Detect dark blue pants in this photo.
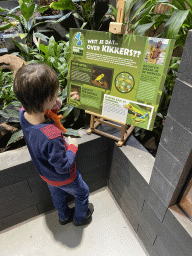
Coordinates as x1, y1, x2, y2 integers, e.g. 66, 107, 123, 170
47, 170, 89, 224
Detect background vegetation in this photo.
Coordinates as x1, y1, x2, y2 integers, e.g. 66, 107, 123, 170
0, 0, 191, 154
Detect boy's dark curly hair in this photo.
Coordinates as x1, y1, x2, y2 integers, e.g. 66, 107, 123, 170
13, 63, 59, 114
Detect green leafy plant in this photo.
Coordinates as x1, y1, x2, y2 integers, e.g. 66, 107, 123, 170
0, 69, 18, 109
2, 36, 81, 148
14, 35, 83, 126
50, 0, 115, 31
0, 0, 51, 47
126, 0, 191, 49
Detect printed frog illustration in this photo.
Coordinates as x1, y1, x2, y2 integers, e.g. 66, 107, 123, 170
125, 104, 150, 123
94, 74, 105, 84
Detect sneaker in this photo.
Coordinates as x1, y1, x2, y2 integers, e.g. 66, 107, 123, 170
59, 207, 75, 225
73, 203, 94, 226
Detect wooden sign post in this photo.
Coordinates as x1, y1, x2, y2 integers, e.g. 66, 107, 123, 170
109, 0, 126, 34
86, 0, 135, 147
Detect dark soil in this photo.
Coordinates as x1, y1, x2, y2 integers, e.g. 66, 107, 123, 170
134, 131, 159, 157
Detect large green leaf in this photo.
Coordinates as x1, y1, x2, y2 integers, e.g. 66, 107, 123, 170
0, 108, 20, 122
6, 13, 21, 23
128, 0, 152, 25
63, 128, 80, 137
50, 0, 77, 11
163, 10, 189, 39
106, 4, 117, 18
59, 105, 68, 112
124, 0, 134, 23
172, 0, 187, 10
73, 108, 80, 122
53, 12, 72, 24
0, 7, 5, 12
134, 22, 155, 35
7, 130, 24, 146
39, 44, 48, 55
20, 2, 35, 22
13, 40, 29, 54
0, 23, 13, 31
34, 32, 49, 42
61, 105, 74, 121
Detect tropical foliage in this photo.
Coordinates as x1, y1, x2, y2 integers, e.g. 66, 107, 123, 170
0, 0, 50, 46
0, 69, 17, 109
50, 0, 116, 31
0, 0, 191, 153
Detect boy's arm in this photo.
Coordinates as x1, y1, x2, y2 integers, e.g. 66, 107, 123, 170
47, 136, 78, 175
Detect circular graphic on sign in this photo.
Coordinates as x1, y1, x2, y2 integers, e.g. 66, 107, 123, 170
73, 32, 84, 47
115, 72, 134, 93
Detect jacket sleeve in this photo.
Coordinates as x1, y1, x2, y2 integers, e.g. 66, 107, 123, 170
47, 137, 78, 174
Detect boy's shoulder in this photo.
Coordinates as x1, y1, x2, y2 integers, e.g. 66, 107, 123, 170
40, 123, 63, 140
19, 108, 63, 140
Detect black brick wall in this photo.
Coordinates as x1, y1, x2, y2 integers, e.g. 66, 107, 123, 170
108, 30, 192, 256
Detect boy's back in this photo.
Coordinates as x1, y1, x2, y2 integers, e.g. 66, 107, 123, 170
19, 108, 77, 187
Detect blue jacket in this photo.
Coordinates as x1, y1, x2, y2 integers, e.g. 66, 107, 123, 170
19, 108, 78, 187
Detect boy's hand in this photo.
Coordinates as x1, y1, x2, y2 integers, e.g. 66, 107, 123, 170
68, 136, 78, 147
52, 98, 62, 110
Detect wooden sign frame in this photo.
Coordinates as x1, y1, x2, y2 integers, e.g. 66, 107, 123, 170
86, 0, 135, 146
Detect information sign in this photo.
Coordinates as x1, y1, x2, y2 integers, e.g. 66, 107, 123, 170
67, 28, 175, 130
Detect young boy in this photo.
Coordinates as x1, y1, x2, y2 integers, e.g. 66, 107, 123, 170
13, 63, 94, 226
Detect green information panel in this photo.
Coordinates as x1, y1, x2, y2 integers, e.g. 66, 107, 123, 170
67, 28, 175, 130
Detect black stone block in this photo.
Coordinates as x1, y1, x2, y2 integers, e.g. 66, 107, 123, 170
168, 79, 192, 133
160, 115, 192, 165
163, 207, 192, 256
109, 158, 144, 211
0, 161, 37, 189
0, 206, 39, 232
153, 236, 171, 256
27, 176, 48, 192
146, 186, 168, 222
157, 230, 186, 256
137, 225, 159, 256
0, 180, 31, 204
78, 136, 109, 157
108, 180, 139, 232
150, 166, 175, 206
88, 177, 107, 193
81, 164, 108, 183
36, 197, 55, 214
142, 202, 186, 256
154, 143, 184, 188
76, 150, 108, 172
109, 174, 156, 244
112, 145, 150, 198
0, 187, 51, 219
177, 30, 192, 85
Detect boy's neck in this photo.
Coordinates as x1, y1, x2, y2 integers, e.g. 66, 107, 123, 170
24, 111, 47, 125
